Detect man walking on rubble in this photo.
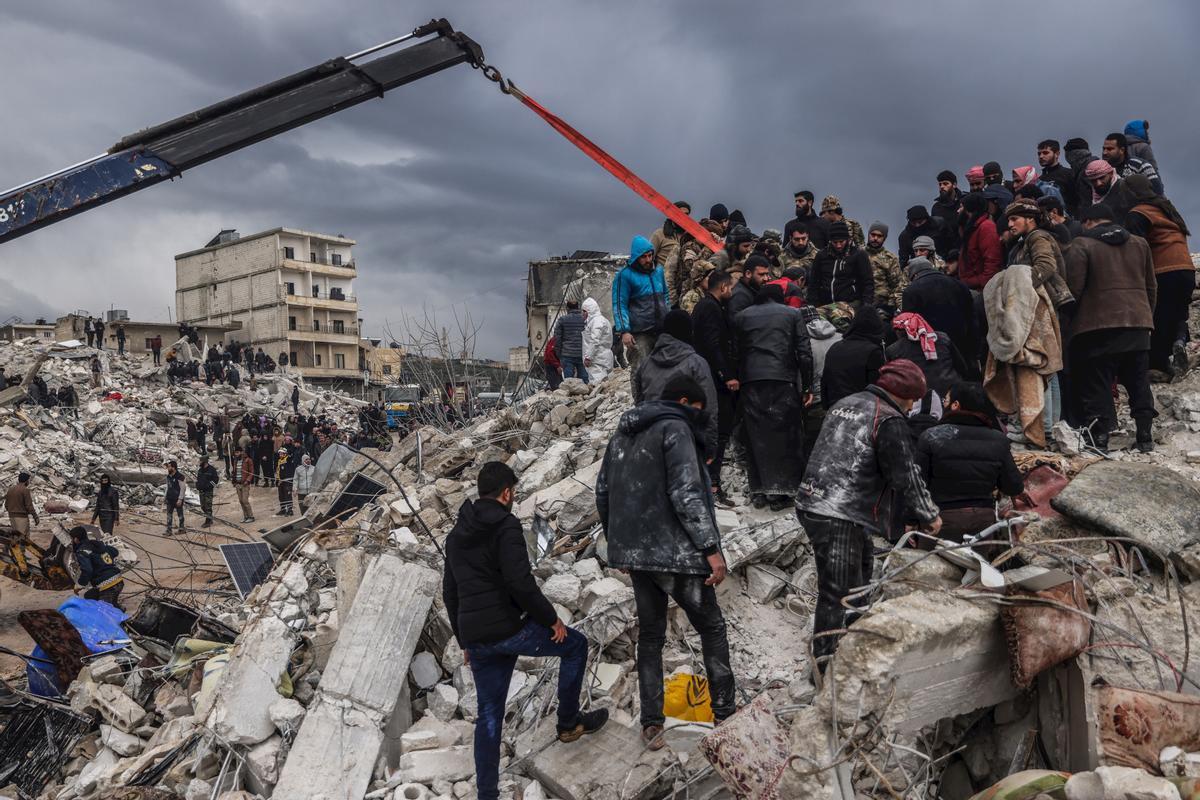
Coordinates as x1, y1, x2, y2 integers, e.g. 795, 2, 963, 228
443, 462, 607, 800
70, 526, 123, 609
164, 461, 187, 536
233, 446, 255, 523
90, 474, 120, 535
196, 456, 220, 528
4, 473, 39, 579
797, 360, 942, 670
692, 270, 738, 504
150, 334, 162, 366
596, 375, 735, 749
554, 300, 589, 383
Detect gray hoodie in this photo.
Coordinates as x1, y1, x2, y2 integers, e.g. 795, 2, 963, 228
632, 334, 718, 455
807, 317, 842, 399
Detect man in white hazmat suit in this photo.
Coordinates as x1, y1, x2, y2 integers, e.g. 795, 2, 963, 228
582, 298, 614, 383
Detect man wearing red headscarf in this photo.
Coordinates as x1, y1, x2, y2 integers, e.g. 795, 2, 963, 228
796, 359, 942, 669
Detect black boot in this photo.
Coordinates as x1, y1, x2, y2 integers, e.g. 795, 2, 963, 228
1136, 416, 1154, 453
1092, 429, 1109, 453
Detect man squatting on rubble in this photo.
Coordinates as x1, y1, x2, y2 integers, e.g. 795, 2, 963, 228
70, 525, 123, 609
443, 462, 608, 800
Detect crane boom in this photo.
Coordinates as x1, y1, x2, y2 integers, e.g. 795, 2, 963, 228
0, 19, 483, 244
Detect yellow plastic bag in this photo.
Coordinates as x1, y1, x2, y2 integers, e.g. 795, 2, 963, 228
663, 673, 713, 723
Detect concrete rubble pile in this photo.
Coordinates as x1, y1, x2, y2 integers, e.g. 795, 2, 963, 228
0, 337, 362, 509
23, 328, 1200, 799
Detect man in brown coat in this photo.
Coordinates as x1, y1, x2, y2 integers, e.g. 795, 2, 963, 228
1064, 205, 1158, 452
5, 472, 39, 577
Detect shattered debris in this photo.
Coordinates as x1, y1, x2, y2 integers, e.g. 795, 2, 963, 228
8, 322, 1200, 800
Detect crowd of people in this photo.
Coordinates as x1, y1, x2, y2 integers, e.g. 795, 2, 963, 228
452, 120, 1192, 798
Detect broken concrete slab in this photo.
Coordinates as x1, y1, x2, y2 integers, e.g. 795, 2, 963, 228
201, 612, 296, 746
273, 556, 438, 799
515, 440, 575, 494
823, 589, 1020, 734
725, 514, 804, 571
396, 745, 474, 784
526, 720, 674, 800
1052, 460, 1200, 561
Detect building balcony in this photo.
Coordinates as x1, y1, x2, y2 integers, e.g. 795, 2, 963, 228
286, 324, 360, 344
295, 365, 363, 379
284, 289, 357, 311
280, 257, 356, 277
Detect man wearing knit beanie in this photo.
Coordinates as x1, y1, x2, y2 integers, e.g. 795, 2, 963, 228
898, 204, 949, 268
808, 222, 874, 307
797, 358, 941, 668
932, 171, 964, 251
864, 221, 905, 313
820, 195, 865, 249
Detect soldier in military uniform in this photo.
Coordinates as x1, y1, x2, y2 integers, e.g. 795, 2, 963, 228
863, 221, 907, 314
779, 225, 820, 276
674, 217, 725, 305
821, 195, 865, 249
679, 261, 717, 314
912, 234, 947, 272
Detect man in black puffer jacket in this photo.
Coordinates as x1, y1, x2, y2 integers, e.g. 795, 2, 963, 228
822, 305, 886, 409
914, 382, 1024, 543
596, 375, 734, 750
444, 463, 607, 800
808, 221, 874, 307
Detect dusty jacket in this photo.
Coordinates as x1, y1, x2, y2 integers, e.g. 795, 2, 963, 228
1127, 205, 1193, 275
808, 245, 874, 307
294, 463, 315, 495
1063, 224, 1157, 340
581, 298, 614, 377
732, 300, 814, 389
596, 402, 720, 575
797, 386, 939, 532
1007, 228, 1074, 309
553, 309, 586, 360
443, 498, 557, 645
632, 334, 718, 455
4, 483, 35, 517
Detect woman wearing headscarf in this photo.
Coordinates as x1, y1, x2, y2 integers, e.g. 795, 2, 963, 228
1125, 173, 1195, 377
957, 192, 1004, 291
90, 474, 120, 535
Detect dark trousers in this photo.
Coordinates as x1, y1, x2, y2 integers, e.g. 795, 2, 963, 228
467, 620, 588, 800
84, 582, 123, 610
165, 503, 185, 533
709, 390, 735, 489
96, 512, 115, 535
1073, 347, 1155, 434
802, 512, 873, 666
117, 339, 125, 355
630, 571, 736, 727
1152, 269, 1196, 372
545, 365, 563, 390
257, 456, 273, 486
277, 479, 293, 514
200, 490, 214, 523
152, 349, 160, 365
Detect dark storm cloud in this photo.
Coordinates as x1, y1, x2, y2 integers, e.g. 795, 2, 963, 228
3, 1, 1200, 356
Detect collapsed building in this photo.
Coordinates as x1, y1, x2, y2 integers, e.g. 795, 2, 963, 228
3, 315, 1200, 800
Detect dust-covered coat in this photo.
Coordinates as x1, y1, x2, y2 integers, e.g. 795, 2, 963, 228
596, 402, 720, 575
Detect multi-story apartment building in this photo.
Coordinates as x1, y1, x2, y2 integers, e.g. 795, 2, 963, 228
175, 228, 362, 384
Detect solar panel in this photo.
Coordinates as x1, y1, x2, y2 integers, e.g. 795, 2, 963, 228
219, 542, 274, 599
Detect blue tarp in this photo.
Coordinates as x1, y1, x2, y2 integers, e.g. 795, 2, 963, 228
27, 597, 129, 697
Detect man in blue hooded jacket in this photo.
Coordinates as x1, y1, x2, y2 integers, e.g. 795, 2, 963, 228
612, 234, 668, 390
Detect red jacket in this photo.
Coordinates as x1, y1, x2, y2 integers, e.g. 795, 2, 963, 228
235, 456, 255, 486
544, 336, 562, 369
766, 278, 806, 308
960, 217, 1004, 290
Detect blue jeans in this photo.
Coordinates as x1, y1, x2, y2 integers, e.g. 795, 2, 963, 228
561, 356, 589, 384
466, 620, 588, 800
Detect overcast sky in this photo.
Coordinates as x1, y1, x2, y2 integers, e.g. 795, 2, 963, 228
3, 1, 1199, 358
